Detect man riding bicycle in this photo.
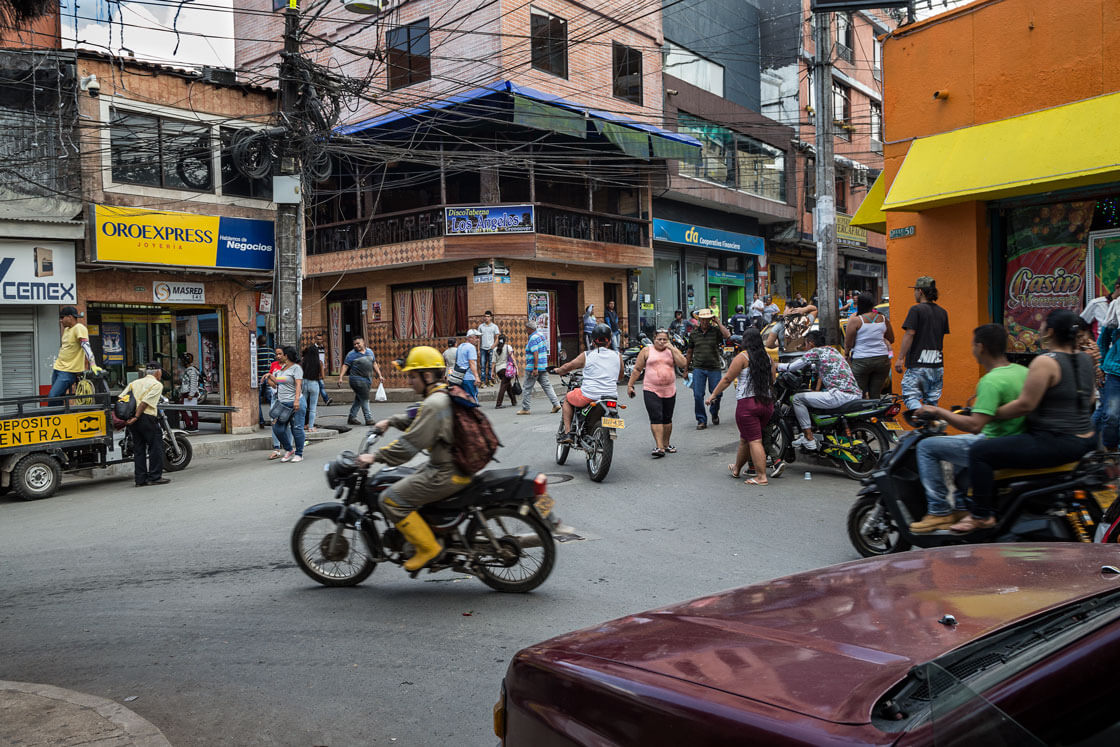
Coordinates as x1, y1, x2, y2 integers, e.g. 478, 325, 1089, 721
553, 323, 622, 443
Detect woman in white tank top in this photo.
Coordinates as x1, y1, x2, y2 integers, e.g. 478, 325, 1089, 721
843, 293, 895, 398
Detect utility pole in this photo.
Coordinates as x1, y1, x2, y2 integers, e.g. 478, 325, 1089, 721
275, 2, 303, 347
812, 10, 839, 345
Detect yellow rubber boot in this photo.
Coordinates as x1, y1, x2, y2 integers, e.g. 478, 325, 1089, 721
397, 511, 444, 571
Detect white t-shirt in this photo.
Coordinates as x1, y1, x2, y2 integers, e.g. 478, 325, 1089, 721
749, 298, 765, 318
581, 347, 620, 400
478, 322, 500, 350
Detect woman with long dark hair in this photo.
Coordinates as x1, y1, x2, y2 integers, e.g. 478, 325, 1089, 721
493, 334, 518, 409
300, 345, 323, 432
707, 328, 777, 485
953, 309, 1097, 532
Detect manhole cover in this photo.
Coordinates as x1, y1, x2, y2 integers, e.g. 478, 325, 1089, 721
544, 473, 574, 484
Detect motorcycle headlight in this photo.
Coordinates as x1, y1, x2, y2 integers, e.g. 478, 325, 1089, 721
326, 450, 360, 489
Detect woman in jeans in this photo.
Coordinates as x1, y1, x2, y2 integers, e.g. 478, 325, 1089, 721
627, 329, 686, 457
844, 292, 894, 398
268, 345, 305, 463
300, 345, 323, 432
707, 328, 777, 485
954, 309, 1097, 532
493, 334, 518, 409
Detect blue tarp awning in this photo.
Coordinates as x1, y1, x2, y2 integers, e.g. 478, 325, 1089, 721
336, 81, 700, 162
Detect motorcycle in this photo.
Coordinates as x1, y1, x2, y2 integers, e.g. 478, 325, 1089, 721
721, 334, 742, 371
291, 432, 558, 592
118, 395, 193, 472
621, 334, 651, 381
554, 371, 624, 482
848, 411, 1120, 557
767, 368, 899, 480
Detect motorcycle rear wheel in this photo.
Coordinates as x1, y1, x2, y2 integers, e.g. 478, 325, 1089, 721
839, 423, 891, 480
847, 494, 910, 557
468, 507, 556, 593
291, 515, 377, 587
586, 427, 613, 482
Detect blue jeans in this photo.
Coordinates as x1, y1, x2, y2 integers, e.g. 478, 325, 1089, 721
302, 379, 321, 429
690, 368, 722, 425
48, 369, 79, 406
461, 378, 478, 399
259, 386, 272, 426
272, 402, 305, 456
320, 384, 331, 404
1096, 373, 1120, 449
916, 433, 984, 515
901, 367, 944, 410
480, 348, 493, 384
348, 376, 372, 422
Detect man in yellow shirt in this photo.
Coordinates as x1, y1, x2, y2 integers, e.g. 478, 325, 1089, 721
49, 306, 101, 404
122, 361, 169, 487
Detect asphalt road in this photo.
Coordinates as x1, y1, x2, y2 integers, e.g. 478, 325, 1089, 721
0, 384, 866, 745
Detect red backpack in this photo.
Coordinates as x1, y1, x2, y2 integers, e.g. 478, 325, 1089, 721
445, 390, 501, 474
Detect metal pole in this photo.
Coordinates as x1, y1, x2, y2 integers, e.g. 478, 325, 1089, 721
812, 10, 839, 345
276, 5, 303, 347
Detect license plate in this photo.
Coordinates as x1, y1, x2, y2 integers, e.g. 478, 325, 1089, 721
723, 347, 736, 354
884, 421, 903, 431
602, 418, 625, 429
534, 494, 555, 518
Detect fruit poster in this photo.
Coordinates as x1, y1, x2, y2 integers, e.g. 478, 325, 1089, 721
1003, 201, 1093, 352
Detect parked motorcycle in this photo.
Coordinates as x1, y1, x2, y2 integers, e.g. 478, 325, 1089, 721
721, 334, 742, 371
291, 432, 558, 592
554, 371, 624, 482
118, 395, 193, 471
767, 369, 898, 480
621, 335, 651, 381
848, 411, 1120, 557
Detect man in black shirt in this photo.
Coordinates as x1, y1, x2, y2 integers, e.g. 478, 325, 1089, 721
896, 276, 951, 410
728, 305, 750, 337
685, 308, 730, 429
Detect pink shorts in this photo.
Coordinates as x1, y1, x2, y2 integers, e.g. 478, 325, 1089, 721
566, 388, 593, 408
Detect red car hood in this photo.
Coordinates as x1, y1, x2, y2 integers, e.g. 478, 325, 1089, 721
530, 545, 1120, 725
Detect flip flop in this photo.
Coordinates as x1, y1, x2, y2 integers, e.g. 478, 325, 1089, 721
665, 445, 677, 453
727, 464, 741, 478
651, 449, 665, 458
744, 477, 769, 486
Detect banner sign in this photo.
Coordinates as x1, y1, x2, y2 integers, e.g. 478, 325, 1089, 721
101, 322, 124, 364
91, 205, 275, 271
0, 411, 106, 448
446, 206, 534, 236
0, 241, 77, 305
527, 291, 551, 352
707, 269, 745, 285
836, 213, 868, 247
652, 219, 764, 256
153, 281, 205, 304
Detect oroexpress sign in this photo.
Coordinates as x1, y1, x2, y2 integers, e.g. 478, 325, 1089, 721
91, 205, 275, 271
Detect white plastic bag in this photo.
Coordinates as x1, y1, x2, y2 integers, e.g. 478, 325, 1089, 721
374, 383, 388, 402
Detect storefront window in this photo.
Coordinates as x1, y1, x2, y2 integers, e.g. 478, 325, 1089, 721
638, 257, 681, 337
685, 260, 706, 316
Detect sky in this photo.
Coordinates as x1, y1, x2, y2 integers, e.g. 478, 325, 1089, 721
59, 0, 236, 68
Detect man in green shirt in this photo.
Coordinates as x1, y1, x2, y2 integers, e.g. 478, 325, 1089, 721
684, 308, 730, 430
909, 323, 1028, 532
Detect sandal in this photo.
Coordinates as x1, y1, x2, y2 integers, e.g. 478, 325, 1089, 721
744, 477, 769, 486
665, 445, 677, 453
651, 448, 665, 458
727, 464, 741, 478
268, 449, 283, 460
949, 515, 996, 533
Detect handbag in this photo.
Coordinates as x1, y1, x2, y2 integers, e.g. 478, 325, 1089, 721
375, 383, 388, 402
270, 399, 294, 425
510, 377, 523, 397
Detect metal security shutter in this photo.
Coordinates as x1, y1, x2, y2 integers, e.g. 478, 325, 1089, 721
0, 307, 33, 333
0, 332, 35, 400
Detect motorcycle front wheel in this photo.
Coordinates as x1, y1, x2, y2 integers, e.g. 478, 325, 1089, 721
839, 423, 891, 480
163, 433, 193, 472
291, 515, 377, 587
467, 507, 556, 593
555, 421, 570, 465
586, 427, 614, 482
847, 494, 910, 557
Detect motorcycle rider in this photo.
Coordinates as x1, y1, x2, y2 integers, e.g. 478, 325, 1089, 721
909, 324, 1028, 533
668, 309, 686, 337
554, 323, 622, 443
765, 298, 817, 351
728, 305, 751, 337
356, 346, 469, 571
777, 330, 861, 451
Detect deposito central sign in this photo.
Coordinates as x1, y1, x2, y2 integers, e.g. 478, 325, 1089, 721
91, 205, 275, 271
0, 411, 106, 448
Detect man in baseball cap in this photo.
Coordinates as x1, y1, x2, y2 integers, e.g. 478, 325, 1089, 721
897, 275, 950, 410
49, 306, 102, 405
454, 328, 482, 400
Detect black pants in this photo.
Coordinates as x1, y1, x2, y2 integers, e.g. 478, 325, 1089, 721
129, 414, 164, 485
967, 431, 1096, 518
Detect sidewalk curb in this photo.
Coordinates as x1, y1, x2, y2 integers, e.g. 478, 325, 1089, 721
0, 680, 171, 746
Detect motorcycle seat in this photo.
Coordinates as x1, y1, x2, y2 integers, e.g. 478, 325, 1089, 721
813, 398, 884, 414
434, 466, 528, 509
993, 462, 1080, 480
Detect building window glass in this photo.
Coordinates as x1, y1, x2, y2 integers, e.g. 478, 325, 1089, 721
835, 175, 848, 213
872, 39, 882, 80
220, 127, 270, 199
530, 8, 567, 78
832, 81, 851, 140
870, 102, 883, 143
612, 42, 643, 105
835, 13, 854, 62
677, 113, 785, 202
387, 18, 431, 91
391, 279, 467, 339
110, 108, 212, 192
663, 40, 724, 97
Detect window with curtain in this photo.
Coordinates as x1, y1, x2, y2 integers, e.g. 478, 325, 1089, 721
392, 280, 467, 339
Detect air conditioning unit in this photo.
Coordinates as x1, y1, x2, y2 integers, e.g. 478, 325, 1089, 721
201, 66, 237, 86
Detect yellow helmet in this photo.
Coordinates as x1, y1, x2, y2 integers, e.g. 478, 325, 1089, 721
399, 345, 446, 372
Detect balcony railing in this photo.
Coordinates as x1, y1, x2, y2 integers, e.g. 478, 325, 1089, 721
307, 203, 648, 256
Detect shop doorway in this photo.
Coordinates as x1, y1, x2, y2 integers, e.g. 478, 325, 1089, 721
528, 279, 579, 362
326, 289, 367, 375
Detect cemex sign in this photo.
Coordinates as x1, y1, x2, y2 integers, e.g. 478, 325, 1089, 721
0, 241, 77, 304
810, 1, 910, 10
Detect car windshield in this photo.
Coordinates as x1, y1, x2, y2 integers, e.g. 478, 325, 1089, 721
874, 586, 1120, 741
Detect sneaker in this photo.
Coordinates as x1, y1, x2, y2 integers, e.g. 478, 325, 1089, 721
290, 455, 303, 463
147, 478, 170, 486
347, 417, 361, 425
365, 420, 377, 426
551, 405, 562, 414
768, 459, 788, 478
792, 435, 818, 451
910, 511, 968, 533
516, 409, 531, 415
711, 414, 720, 426
281, 450, 294, 463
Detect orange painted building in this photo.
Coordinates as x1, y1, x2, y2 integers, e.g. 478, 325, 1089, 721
878, 0, 1120, 408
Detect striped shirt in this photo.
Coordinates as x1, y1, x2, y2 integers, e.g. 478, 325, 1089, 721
525, 331, 548, 372
182, 366, 200, 396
